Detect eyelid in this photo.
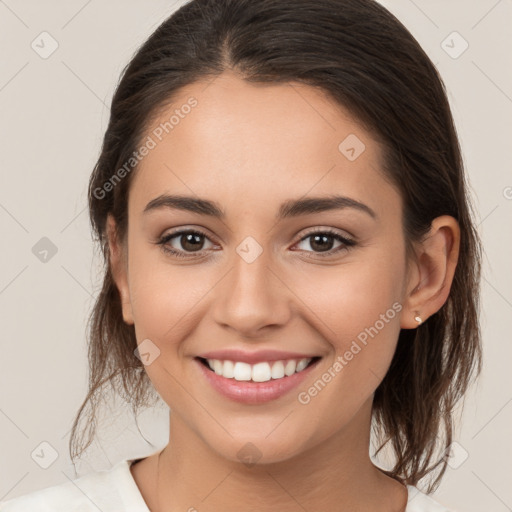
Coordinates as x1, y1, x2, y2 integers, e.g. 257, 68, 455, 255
294, 225, 355, 243
159, 225, 219, 244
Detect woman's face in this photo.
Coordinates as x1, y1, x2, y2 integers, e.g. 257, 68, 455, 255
111, 71, 414, 464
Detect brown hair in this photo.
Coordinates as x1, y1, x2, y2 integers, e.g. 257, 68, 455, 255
70, 0, 482, 493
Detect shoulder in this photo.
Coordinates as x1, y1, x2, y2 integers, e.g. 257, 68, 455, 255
406, 485, 456, 512
0, 458, 149, 512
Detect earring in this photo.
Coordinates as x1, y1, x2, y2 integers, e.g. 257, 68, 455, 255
414, 313, 422, 325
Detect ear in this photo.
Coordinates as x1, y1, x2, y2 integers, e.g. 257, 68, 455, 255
106, 214, 134, 325
401, 215, 460, 329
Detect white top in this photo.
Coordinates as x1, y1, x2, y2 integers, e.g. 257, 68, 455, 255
0, 456, 454, 511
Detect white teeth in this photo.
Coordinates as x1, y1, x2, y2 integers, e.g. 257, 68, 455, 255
213, 359, 223, 375
233, 362, 252, 381
251, 362, 272, 382
205, 357, 314, 381
296, 358, 309, 372
222, 360, 235, 378
271, 361, 285, 379
284, 360, 296, 376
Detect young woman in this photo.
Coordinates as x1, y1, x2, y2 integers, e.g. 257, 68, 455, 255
1, 0, 482, 510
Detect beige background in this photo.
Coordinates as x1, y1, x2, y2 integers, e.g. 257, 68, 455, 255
0, 0, 511, 510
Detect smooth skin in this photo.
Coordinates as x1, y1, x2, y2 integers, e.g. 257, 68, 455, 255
107, 70, 460, 512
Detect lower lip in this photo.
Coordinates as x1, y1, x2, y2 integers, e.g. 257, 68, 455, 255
194, 357, 321, 405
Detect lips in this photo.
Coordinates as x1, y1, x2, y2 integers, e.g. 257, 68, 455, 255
195, 355, 322, 404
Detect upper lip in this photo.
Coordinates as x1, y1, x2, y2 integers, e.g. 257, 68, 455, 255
196, 349, 320, 365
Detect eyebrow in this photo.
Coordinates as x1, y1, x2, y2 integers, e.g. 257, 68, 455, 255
143, 194, 377, 220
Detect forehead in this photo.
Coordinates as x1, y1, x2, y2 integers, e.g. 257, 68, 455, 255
129, 71, 399, 221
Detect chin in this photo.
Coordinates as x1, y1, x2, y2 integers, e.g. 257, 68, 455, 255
202, 431, 308, 467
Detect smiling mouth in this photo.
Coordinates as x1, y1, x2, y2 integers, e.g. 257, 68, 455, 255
195, 356, 322, 382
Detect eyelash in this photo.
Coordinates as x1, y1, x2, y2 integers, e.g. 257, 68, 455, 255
155, 228, 357, 260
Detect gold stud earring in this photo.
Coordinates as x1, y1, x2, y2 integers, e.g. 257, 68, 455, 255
414, 313, 422, 325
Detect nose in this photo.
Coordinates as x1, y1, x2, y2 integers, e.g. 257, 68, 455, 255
211, 248, 293, 338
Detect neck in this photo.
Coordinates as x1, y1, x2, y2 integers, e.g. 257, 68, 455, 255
152, 400, 407, 512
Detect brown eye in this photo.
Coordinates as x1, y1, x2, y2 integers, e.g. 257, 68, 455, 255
306, 233, 337, 252
293, 229, 356, 258
176, 232, 206, 252
156, 229, 215, 258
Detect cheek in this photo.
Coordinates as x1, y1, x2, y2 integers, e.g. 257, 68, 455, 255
296, 251, 403, 335
126, 244, 216, 346
289, 258, 404, 423
291, 245, 405, 383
